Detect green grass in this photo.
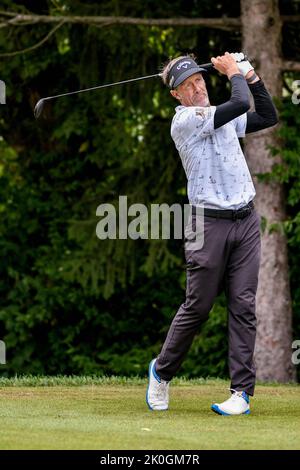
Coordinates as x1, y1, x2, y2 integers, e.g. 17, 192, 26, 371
0, 377, 299, 450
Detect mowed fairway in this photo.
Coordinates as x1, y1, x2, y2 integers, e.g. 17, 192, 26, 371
0, 378, 299, 450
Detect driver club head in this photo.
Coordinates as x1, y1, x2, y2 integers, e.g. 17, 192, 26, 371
34, 98, 47, 119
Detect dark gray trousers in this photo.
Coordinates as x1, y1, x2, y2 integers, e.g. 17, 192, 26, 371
155, 208, 261, 396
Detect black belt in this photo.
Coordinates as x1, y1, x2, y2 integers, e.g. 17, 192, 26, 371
193, 201, 254, 220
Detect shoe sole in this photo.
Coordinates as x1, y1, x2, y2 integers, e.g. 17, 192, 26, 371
146, 359, 168, 411
211, 404, 250, 416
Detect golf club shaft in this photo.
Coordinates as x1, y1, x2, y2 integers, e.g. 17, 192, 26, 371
36, 62, 216, 107
42, 73, 162, 103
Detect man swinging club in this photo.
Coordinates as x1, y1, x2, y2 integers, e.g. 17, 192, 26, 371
146, 52, 278, 415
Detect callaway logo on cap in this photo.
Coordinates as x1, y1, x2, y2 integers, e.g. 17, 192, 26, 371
176, 60, 192, 70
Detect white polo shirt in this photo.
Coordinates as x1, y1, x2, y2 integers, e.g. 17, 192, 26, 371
171, 105, 256, 210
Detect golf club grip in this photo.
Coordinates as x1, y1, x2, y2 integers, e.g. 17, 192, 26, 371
200, 54, 249, 70
200, 63, 214, 70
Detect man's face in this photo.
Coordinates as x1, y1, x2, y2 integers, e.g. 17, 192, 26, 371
170, 72, 210, 107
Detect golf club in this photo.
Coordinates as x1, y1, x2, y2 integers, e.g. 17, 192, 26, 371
34, 73, 161, 119
34, 55, 249, 119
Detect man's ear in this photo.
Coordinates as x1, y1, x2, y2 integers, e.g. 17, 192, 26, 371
170, 89, 181, 101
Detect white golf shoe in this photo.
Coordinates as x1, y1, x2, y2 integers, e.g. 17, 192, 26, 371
146, 359, 169, 411
211, 389, 250, 416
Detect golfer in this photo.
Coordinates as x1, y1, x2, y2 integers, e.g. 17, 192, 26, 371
146, 52, 278, 415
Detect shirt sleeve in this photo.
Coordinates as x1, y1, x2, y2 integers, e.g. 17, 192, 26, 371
231, 112, 247, 137
214, 74, 250, 130
171, 105, 216, 147
245, 80, 278, 133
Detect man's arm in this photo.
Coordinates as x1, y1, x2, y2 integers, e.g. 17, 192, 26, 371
214, 74, 250, 129
212, 52, 278, 133
245, 79, 279, 133
210, 52, 251, 129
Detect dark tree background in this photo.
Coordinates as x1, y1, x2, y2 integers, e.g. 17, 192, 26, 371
0, 0, 299, 380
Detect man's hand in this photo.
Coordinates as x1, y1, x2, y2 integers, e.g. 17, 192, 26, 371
211, 52, 241, 79
230, 52, 254, 79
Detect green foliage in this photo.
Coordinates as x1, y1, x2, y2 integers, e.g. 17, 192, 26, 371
0, 0, 299, 381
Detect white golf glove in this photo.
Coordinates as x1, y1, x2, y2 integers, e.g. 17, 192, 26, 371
230, 52, 254, 77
